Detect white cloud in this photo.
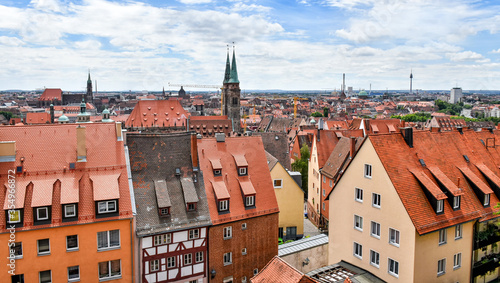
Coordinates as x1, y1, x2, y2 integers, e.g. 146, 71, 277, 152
492, 48, 500, 54
177, 0, 212, 4
0, 36, 24, 46
30, 0, 64, 12
232, 3, 272, 13
74, 40, 102, 50
446, 51, 488, 62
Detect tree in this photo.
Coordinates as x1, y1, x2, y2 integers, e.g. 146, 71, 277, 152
0, 111, 14, 121
310, 112, 323, 117
323, 107, 329, 118
292, 144, 310, 198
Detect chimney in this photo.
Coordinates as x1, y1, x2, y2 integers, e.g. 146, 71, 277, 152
215, 133, 225, 142
317, 128, 320, 142
365, 119, 370, 132
0, 141, 16, 162
50, 104, 54, 124
76, 126, 87, 162
401, 127, 413, 148
401, 120, 406, 128
431, 126, 440, 133
191, 133, 199, 168
115, 122, 123, 141
350, 137, 356, 158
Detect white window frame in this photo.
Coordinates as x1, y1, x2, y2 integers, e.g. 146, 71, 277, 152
273, 179, 283, 188
160, 207, 170, 216
66, 235, 79, 251
223, 226, 232, 240
370, 250, 380, 268
371, 221, 381, 239
37, 238, 50, 255
439, 229, 447, 245
184, 253, 192, 265
329, 180, 333, 187
437, 258, 446, 275
167, 257, 176, 268
196, 251, 204, 263
219, 199, 229, 211
239, 167, 247, 175
322, 202, 325, 210
67, 265, 80, 282
372, 193, 381, 208
355, 188, 363, 202
253, 268, 259, 275
323, 176, 326, 183
455, 224, 462, 240
364, 164, 372, 178
453, 253, 461, 270
354, 215, 363, 231
97, 200, 117, 214
323, 189, 326, 196
388, 258, 399, 277
39, 270, 52, 283
36, 207, 49, 221
245, 195, 255, 207
98, 259, 121, 280
154, 234, 171, 245
189, 229, 200, 240
242, 248, 247, 255
150, 259, 159, 272
436, 199, 444, 213
453, 196, 460, 209
353, 242, 362, 259
97, 229, 120, 250
223, 252, 232, 266
484, 194, 490, 206
389, 228, 400, 247
64, 204, 76, 218
242, 223, 247, 230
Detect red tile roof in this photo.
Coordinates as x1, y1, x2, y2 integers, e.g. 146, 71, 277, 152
251, 256, 317, 283
25, 112, 51, 124
368, 129, 500, 234
39, 88, 62, 101
314, 130, 340, 169
125, 100, 189, 128
198, 136, 279, 225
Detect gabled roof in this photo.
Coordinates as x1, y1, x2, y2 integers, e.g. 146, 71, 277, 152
314, 130, 339, 169
125, 100, 189, 129
368, 129, 500, 234
39, 88, 62, 101
25, 112, 51, 124
198, 136, 279, 225
251, 256, 317, 283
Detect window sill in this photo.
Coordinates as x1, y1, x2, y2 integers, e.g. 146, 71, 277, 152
372, 205, 381, 209
388, 272, 399, 278
389, 242, 399, 248
223, 237, 232, 240
97, 246, 120, 252
354, 227, 363, 232
453, 266, 461, 270
455, 236, 462, 240
67, 248, 79, 252
14, 255, 23, 259
364, 176, 372, 179
223, 262, 232, 266
437, 271, 445, 277
371, 235, 380, 240
370, 263, 379, 269
438, 242, 447, 246
37, 252, 51, 256
69, 278, 80, 282
355, 199, 363, 203
99, 275, 122, 282
354, 255, 362, 260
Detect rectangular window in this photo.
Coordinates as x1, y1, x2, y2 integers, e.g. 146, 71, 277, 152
223, 252, 232, 266
355, 188, 363, 202
484, 194, 490, 206
219, 200, 229, 211
388, 258, 399, 277
242, 223, 247, 230
371, 221, 381, 238
389, 228, 400, 247
372, 193, 381, 208
453, 196, 460, 209
364, 164, 372, 178
322, 202, 325, 210
187, 203, 196, 211
154, 234, 171, 246
98, 259, 121, 280
12, 242, 22, 258
167, 257, 176, 268
68, 266, 80, 282
223, 226, 232, 239
7, 209, 21, 224
239, 167, 247, 176
150, 259, 159, 272
370, 250, 380, 268
353, 242, 362, 259
159, 207, 170, 216
453, 253, 461, 269
242, 248, 247, 255
64, 204, 77, 218
39, 270, 51, 283
196, 251, 204, 263
36, 207, 49, 221
323, 189, 326, 196
189, 229, 199, 240
66, 235, 78, 251
184, 253, 192, 265
245, 195, 255, 207
97, 200, 117, 214
439, 229, 447, 245
273, 179, 283, 188
323, 176, 326, 183
437, 258, 446, 275
354, 215, 363, 231
436, 199, 444, 213
97, 230, 120, 250
329, 180, 333, 187
37, 239, 50, 255
455, 224, 462, 240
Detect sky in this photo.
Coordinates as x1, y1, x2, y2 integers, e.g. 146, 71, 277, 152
0, 0, 500, 92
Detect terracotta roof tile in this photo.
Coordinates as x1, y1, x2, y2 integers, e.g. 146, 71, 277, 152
211, 180, 231, 199
233, 154, 248, 167
458, 166, 493, 195
251, 256, 316, 283
91, 172, 121, 201
125, 100, 189, 128
39, 88, 62, 101
238, 178, 257, 195
59, 176, 79, 204
409, 168, 447, 200
31, 179, 55, 207
428, 166, 463, 196
3, 180, 29, 209
476, 163, 500, 189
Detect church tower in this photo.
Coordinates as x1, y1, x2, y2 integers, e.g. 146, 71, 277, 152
86, 71, 93, 104
222, 46, 241, 133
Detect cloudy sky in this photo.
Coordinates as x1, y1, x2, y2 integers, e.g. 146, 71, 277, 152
1, 0, 499, 91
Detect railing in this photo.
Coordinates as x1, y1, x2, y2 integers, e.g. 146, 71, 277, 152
473, 253, 500, 278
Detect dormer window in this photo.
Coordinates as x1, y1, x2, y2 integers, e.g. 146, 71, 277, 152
219, 199, 229, 212
238, 167, 248, 176
98, 200, 117, 214
453, 196, 460, 210
34, 206, 51, 224
484, 194, 490, 207
6, 209, 22, 224
187, 203, 197, 212
159, 207, 170, 216
245, 195, 255, 207
214, 169, 222, 176
436, 199, 444, 213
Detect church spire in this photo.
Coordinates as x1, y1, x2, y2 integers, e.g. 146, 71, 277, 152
87, 70, 91, 83
223, 45, 231, 84
228, 45, 239, 84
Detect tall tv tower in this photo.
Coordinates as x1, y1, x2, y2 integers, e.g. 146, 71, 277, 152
409, 69, 413, 94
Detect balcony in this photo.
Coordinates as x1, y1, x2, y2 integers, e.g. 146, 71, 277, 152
473, 253, 500, 278
475, 224, 500, 250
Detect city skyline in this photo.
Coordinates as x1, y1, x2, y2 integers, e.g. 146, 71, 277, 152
0, 0, 500, 91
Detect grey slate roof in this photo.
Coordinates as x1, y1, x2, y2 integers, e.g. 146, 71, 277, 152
127, 132, 211, 237
278, 234, 328, 257
254, 132, 291, 170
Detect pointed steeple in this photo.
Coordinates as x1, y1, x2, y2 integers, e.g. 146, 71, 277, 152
223, 46, 231, 84
228, 45, 239, 84
87, 70, 92, 83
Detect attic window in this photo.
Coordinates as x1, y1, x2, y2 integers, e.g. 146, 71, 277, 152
159, 207, 170, 216
219, 199, 229, 212
484, 194, 490, 206
453, 196, 460, 210
69, 163, 75, 170
419, 159, 426, 167
187, 203, 197, 212
214, 169, 221, 176
238, 167, 248, 176
16, 166, 23, 174
436, 199, 444, 213
463, 155, 470, 162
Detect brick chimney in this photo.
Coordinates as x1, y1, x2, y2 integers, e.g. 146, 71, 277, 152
350, 137, 356, 158
191, 133, 198, 168
76, 126, 87, 162
401, 127, 413, 148
50, 104, 54, 124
